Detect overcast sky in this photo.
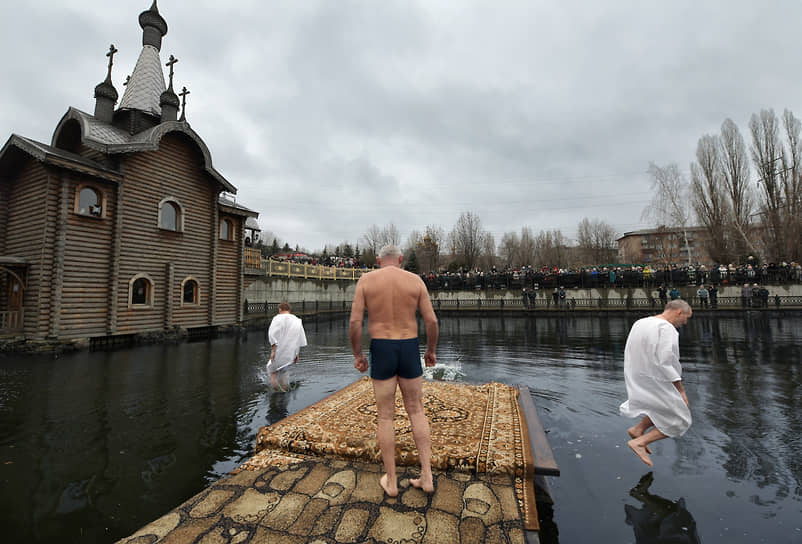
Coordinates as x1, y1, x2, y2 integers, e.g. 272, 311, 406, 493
2, 1, 801, 253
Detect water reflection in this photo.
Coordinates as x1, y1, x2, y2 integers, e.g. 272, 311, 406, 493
625, 472, 700, 544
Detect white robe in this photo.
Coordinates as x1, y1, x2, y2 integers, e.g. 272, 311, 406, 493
267, 313, 307, 373
619, 316, 691, 437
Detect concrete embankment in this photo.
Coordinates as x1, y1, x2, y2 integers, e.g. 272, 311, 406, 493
243, 276, 802, 306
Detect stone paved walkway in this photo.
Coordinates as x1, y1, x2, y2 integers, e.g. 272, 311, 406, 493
116, 457, 530, 544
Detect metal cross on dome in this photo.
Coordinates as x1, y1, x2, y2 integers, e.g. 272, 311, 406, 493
106, 44, 118, 79
165, 55, 178, 89
179, 86, 190, 120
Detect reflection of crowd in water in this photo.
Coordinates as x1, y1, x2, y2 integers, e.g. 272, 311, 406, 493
420, 262, 802, 291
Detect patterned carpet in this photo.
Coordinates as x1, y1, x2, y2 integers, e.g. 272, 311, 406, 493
117, 457, 528, 543
242, 377, 537, 530
116, 378, 540, 543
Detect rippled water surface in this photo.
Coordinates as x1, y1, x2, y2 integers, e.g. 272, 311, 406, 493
1, 314, 800, 543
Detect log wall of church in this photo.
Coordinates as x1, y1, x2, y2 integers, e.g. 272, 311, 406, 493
58, 176, 117, 339
114, 133, 218, 333
214, 213, 241, 326
4, 161, 56, 338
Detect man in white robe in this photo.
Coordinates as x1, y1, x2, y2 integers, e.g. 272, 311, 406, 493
620, 299, 693, 466
267, 301, 307, 391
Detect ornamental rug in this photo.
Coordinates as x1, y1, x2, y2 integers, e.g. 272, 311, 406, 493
242, 376, 537, 530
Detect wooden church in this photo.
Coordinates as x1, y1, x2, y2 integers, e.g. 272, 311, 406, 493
0, 1, 259, 347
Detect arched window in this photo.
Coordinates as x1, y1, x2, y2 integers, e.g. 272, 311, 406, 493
181, 277, 200, 305
159, 198, 183, 231
75, 186, 103, 217
128, 274, 154, 307
220, 218, 233, 241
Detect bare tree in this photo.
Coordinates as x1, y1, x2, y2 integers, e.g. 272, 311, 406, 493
499, 231, 520, 268
576, 218, 618, 265
719, 118, 756, 260
449, 211, 487, 269
422, 225, 445, 272
642, 163, 693, 265
748, 108, 802, 261
778, 109, 802, 261
361, 222, 402, 263
690, 134, 730, 263
478, 232, 497, 271
361, 224, 382, 257
534, 229, 568, 268
381, 223, 401, 247
518, 226, 537, 267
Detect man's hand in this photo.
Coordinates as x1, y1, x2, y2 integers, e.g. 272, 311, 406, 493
354, 353, 369, 373
424, 350, 436, 367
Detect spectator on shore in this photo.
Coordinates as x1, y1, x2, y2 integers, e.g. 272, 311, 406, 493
741, 284, 751, 308
669, 287, 681, 300
696, 285, 709, 309
708, 285, 718, 308
759, 285, 769, 308
658, 285, 668, 306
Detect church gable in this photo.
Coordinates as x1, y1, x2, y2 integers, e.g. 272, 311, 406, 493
1, 1, 258, 343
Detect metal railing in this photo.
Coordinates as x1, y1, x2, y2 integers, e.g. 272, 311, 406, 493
431, 296, 802, 310
244, 300, 353, 316
244, 296, 802, 317
244, 248, 371, 281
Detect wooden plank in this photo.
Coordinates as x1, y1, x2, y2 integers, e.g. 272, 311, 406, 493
517, 384, 560, 476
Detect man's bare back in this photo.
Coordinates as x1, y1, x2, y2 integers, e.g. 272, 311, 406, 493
354, 266, 429, 339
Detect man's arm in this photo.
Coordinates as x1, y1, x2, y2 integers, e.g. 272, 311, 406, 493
418, 282, 438, 367
673, 380, 689, 407
349, 280, 368, 372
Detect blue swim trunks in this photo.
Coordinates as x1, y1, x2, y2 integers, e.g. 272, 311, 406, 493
369, 338, 422, 380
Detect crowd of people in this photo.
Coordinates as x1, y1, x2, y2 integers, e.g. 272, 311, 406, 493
419, 262, 802, 291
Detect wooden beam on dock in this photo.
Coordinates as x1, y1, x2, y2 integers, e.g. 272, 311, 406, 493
517, 384, 560, 477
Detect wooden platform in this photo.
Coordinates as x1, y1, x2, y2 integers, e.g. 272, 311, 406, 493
116, 379, 559, 544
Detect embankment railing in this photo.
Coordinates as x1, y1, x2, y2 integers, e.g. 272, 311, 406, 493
243, 296, 802, 317
244, 249, 371, 281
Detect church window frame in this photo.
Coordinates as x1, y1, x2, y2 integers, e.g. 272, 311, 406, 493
220, 218, 234, 241
128, 274, 154, 308
181, 277, 200, 306
74, 184, 105, 218
158, 197, 184, 232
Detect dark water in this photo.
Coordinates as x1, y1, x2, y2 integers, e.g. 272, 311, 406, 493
1, 315, 800, 543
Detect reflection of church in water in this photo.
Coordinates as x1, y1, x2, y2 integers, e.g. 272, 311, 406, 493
0, 1, 260, 346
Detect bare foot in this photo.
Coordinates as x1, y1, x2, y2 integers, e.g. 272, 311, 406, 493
628, 439, 653, 467
627, 428, 652, 454
380, 474, 398, 497
410, 477, 435, 493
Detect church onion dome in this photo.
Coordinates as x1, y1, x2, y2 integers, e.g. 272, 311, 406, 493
94, 79, 118, 102
139, 1, 168, 49
160, 88, 179, 108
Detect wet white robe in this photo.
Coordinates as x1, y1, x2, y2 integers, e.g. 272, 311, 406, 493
619, 316, 691, 437
267, 313, 307, 373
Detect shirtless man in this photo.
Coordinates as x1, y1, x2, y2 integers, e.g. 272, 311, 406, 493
349, 244, 439, 496
620, 300, 693, 466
